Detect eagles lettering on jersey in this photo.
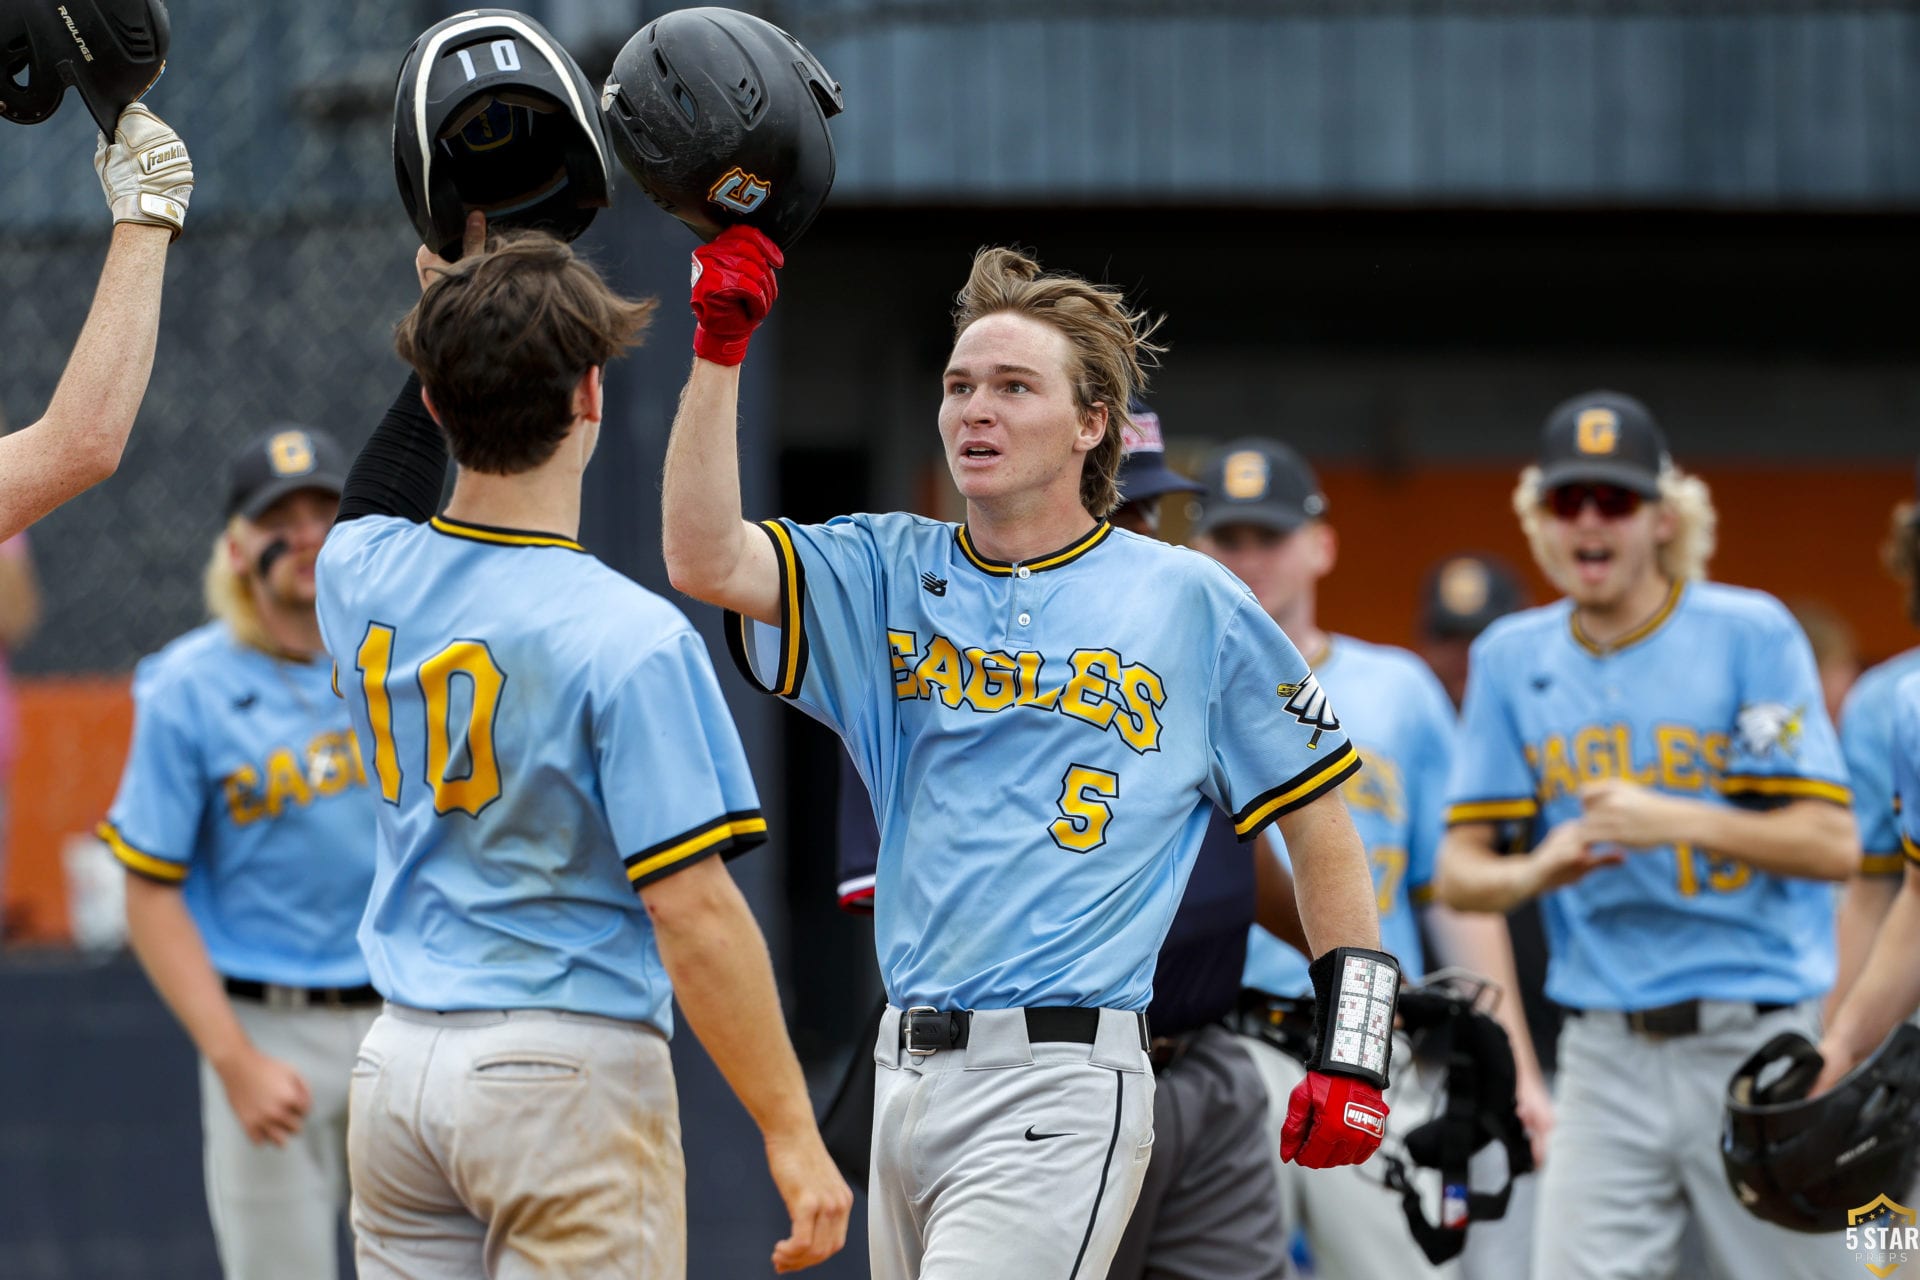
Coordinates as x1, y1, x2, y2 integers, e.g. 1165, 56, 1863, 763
1444, 582, 1848, 1010
222, 730, 369, 825
101, 621, 379, 987
887, 629, 1166, 753
723, 512, 1356, 1011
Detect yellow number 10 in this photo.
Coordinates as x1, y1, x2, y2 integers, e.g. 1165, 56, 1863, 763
355, 623, 507, 817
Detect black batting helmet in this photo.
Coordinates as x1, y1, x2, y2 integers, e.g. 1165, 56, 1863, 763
0, 0, 168, 133
1722, 1026, 1920, 1233
393, 8, 611, 260
600, 7, 843, 250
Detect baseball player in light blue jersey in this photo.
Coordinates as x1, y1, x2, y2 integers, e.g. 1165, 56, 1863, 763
664, 234, 1395, 1280
1194, 438, 1549, 1280
104, 428, 375, 1280
1830, 465, 1920, 1015
317, 221, 849, 1278
1817, 670, 1920, 1089
1436, 391, 1859, 1280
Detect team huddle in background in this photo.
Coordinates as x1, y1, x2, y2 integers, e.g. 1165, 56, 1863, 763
12, 3, 1920, 1279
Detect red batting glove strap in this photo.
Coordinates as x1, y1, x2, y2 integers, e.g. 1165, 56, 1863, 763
1280, 1070, 1389, 1169
690, 225, 785, 367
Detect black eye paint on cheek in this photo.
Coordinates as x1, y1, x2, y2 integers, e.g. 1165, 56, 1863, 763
256, 537, 292, 578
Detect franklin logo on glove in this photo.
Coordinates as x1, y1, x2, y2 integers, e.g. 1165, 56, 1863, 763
1280, 946, 1402, 1169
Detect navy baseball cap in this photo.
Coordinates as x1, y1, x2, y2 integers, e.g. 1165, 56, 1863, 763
1116, 403, 1204, 505
1194, 438, 1326, 536
1536, 391, 1669, 498
225, 425, 348, 520
1420, 554, 1527, 639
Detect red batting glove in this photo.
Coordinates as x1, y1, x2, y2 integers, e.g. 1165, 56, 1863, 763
1280, 1071, 1389, 1169
690, 225, 784, 366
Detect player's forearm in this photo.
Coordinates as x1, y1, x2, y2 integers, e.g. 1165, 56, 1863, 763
662, 360, 757, 604
123, 877, 251, 1068
337, 374, 447, 524
647, 861, 818, 1141
0, 226, 169, 538
1661, 796, 1858, 882
1824, 868, 1920, 1068
1424, 904, 1547, 1090
1275, 794, 1380, 956
1829, 871, 1902, 1018
1434, 828, 1540, 914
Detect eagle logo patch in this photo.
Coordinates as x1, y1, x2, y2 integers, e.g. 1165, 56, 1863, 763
1276, 673, 1340, 749
1734, 702, 1803, 760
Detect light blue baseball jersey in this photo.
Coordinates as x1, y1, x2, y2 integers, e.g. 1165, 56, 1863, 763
1243, 636, 1455, 996
1895, 671, 1920, 868
1446, 581, 1848, 1010
101, 621, 377, 987
315, 514, 766, 1033
1840, 645, 1920, 875
726, 514, 1357, 1012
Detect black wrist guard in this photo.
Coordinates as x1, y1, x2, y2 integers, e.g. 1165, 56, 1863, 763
1305, 946, 1401, 1089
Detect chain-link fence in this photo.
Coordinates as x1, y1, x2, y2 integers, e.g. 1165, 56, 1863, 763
0, 0, 685, 677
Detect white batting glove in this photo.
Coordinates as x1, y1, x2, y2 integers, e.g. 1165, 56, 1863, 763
93, 102, 193, 239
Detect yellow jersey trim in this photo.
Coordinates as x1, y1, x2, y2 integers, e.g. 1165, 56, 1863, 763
1717, 775, 1852, 807
1232, 741, 1362, 837
1446, 798, 1540, 826
761, 520, 805, 697
1903, 831, 1920, 866
955, 522, 1111, 577
1570, 579, 1684, 657
625, 815, 769, 884
1862, 851, 1906, 877
429, 516, 585, 552
97, 821, 187, 884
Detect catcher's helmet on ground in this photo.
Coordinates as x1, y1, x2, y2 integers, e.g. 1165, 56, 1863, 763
0, 0, 168, 132
601, 7, 843, 250
1722, 1025, 1920, 1233
393, 8, 611, 260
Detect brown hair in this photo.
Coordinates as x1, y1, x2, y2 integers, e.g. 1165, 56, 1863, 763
1885, 500, 1920, 623
952, 247, 1164, 518
394, 231, 657, 474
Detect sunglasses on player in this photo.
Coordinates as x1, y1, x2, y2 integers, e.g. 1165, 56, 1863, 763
1543, 483, 1644, 520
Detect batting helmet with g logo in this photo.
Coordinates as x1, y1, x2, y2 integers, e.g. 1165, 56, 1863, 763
600, 7, 843, 249
392, 8, 611, 260
0, 0, 169, 133
1722, 1026, 1920, 1233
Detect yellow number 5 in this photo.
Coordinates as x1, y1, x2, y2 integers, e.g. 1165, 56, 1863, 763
1050, 764, 1120, 853
356, 623, 507, 817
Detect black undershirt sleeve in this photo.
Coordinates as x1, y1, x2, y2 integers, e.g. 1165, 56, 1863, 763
336, 373, 448, 525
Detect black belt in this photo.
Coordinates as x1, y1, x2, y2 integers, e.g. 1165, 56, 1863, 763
1571, 998, 1792, 1037
899, 1006, 1149, 1055
224, 977, 382, 1009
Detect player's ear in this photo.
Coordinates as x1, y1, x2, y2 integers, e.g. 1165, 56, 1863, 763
418, 385, 444, 427
1651, 498, 1678, 547
1076, 399, 1108, 453
1310, 521, 1338, 577
573, 366, 603, 427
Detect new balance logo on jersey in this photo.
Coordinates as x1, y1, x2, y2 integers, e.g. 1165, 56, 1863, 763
920, 572, 948, 597
231, 692, 258, 712
1531, 675, 1553, 692
1276, 673, 1340, 749
1344, 1102, 1386, 1138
